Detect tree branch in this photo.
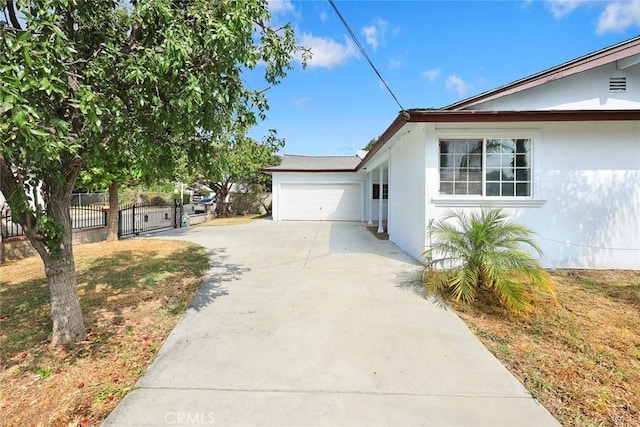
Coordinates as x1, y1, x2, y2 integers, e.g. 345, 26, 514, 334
0, 154, 39, 238
7, 1, 22, 30
254, 86, 271, 95
124, 22, 143, 54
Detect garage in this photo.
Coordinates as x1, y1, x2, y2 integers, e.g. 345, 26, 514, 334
278, 183, 362, 221
262, 155, 367, 222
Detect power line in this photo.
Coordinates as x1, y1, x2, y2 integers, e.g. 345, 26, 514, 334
328, 0, 408, 117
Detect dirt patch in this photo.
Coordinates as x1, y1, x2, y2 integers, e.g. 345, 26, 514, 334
366, 226, 389, 240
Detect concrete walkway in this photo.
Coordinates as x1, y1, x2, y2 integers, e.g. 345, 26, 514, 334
104, 220, 558, 426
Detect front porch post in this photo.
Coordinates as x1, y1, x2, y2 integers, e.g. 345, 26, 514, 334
368, 170, 373, 225
377, 166, 384, 233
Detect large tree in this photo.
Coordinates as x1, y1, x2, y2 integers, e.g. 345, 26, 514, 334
201, 129, 282, 217
78, 132, 189, 242
0, 0, 304, 345
362, 135, 380, 151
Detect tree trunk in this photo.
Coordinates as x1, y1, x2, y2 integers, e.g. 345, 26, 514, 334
37, 179, 85, 346
42, 244, 85, 345
106, 181, 120, 242
214, 181, 231, 217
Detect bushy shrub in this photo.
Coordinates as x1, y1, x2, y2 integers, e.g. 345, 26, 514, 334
141, 193, 170, 205
229, 185, 265, 216
172, 193, 190, 205
422, 208, 555, 313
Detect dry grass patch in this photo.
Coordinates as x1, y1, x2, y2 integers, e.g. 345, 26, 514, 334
199, 213, 265, 227
446, 269, 640, 426
0, 239, 209, 426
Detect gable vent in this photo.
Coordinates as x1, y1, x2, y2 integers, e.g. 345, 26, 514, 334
609, 77, 626, 92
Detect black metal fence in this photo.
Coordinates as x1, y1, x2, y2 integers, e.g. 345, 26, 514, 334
1, 205, 108, 238
118, 200, 183, 238
0, 201, 183, 240
71, 205, 108, 230
0, 206, 23, 238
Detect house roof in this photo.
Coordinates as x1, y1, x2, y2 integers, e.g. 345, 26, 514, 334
356, 109, 640, 171
263, 154, 362, 172
443, 35, 640, 110
357, 35, 640, 171
265, 37, 640, 175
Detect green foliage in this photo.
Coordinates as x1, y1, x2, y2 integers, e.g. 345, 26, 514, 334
422, 208, 555, 313
363, 136, 380, 151
172, 192, 190, 205
0, 0, 303, 343
94, 385, 132, 405
205, 130, 284, 186
1, 0, 302, 233
35, 367, 54, 379
199, 129, 283, 216
36, 216, 65, 258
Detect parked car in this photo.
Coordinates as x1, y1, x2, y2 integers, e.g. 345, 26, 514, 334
194, 197, 215, 214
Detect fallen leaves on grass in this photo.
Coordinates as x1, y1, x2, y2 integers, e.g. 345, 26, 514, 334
447, 269, 640, 427
0, 239, 209, 426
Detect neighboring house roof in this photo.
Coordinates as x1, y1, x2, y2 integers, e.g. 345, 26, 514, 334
263, 154, 362, 172
444, 35, 640, 111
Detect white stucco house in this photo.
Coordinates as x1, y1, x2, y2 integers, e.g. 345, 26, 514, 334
264, 36, 640, 269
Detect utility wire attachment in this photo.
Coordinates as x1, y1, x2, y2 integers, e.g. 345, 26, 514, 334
328, 0, 408, 118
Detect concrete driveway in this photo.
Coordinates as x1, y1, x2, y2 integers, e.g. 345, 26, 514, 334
105, 220, 558, 426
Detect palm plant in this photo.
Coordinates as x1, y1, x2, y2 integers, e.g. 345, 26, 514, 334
422, 208, 554, 313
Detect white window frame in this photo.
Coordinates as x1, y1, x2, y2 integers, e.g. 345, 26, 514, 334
431, 129, 546, 208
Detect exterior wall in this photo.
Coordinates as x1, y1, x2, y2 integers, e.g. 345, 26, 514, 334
421, 121, 640, 269
1, 226, 108, 263
271, 172, 367, 221
370, 200, 388, 221
1, 236, 36, 262
469, 62, 640, 111
388, 127, 426, 260
72, 226, 108, 245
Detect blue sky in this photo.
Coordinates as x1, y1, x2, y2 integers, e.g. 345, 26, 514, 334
247, 0, 640, 156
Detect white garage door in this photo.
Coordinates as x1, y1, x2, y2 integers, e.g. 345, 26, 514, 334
279, 183, 362, 221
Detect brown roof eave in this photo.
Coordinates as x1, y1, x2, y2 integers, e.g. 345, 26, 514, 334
261, 168, 358, 173
356, 109, 639, 171
355, 113, 407, 171
406, 109, 640, 122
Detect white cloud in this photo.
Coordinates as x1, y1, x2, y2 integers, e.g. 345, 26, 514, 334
387, 57, 405, 70
446, 75, 470, 97
362, 25, 379, 51
546, 0, 585, 18
268, 0, 295, 15
597, 0, 640, 34
422, 68, 442, 81
545, 0, 640, 33
297, 34, 357, 68
320, 11, 329, 23
361, 18, 388, 52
